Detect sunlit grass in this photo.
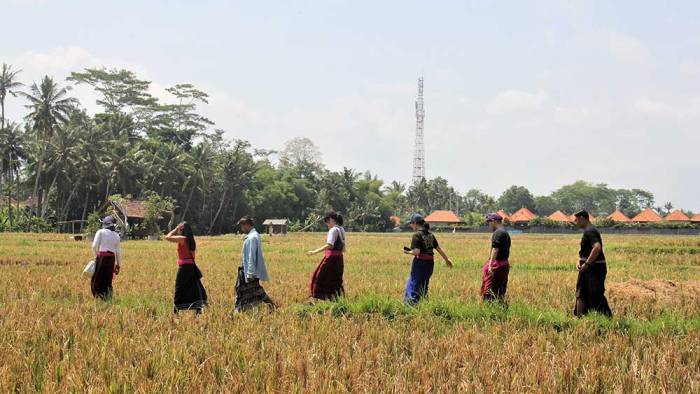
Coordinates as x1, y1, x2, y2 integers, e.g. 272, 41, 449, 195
0, 232, 698, 392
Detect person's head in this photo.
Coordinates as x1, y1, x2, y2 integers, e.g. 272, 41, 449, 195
179, 222, 196, 251
485, 213, 504, 231
573, 210, 590, 229
408, 213, 429, 232
101, 215, 116, 231
323, 212, 343, 228
238, 216, 255, 234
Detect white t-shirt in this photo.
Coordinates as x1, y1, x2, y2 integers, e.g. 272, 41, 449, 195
92, 228, 122, 265
326, 226, 345, 250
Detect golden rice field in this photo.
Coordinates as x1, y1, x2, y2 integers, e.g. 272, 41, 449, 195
1, 231, 699, 393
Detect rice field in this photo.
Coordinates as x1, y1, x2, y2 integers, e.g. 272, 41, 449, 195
1, 232, 699, 392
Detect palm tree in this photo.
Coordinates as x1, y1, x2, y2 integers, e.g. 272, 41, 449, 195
0, 63, 23, 130
19, 76, 78, 216
0, 123, 26, 226
180, 142, 214, 221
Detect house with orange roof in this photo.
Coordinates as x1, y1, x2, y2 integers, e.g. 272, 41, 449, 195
424, 210, 463, 227
509, 207, 536, 225
631, 208, 662, 223
496, 210, 510, 221
692, 214, 700, 223
607, 210, 631, 223
664, 210, 691, 222
548, 210, 572, 223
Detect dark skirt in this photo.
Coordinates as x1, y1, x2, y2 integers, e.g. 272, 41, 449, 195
174, 264, 208, 312
310, 254, 345, 300
404, 258, 435, 305
234, 267, 273, 312
481, 263, 510, 303
575, 263, 612, 317
91, 254, 115, 300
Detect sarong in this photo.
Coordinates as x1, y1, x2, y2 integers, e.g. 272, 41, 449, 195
174, 263, 208, 312
310, 251, 344, 300
91, 252, 115, 300
234, 267, 273, 312
575, 263, 612, 317
481, 260, 510, 302
403, 257, 434, 305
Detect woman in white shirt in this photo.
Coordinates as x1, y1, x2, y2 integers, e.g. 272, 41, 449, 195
91, 216, 122, 299
306, 212, 346, 300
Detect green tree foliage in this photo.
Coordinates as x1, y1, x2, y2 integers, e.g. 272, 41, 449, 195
498, 185, 536, 213
0, 64, 686, 234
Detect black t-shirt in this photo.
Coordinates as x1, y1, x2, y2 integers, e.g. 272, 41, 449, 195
491, 228, 511, 260
411, 230, 439, 256
579, 226, 606, 261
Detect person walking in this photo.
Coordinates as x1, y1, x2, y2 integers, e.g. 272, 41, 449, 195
165, 222, 208, 314
234, 216, 276, 312
572, 210, 612, 317
481, 213, 511, 303
403, 213, 453, 305
306, 212, 346, 300
91, 215, 122, 300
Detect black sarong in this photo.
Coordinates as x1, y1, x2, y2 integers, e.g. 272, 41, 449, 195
310, 254, 344, 300
234, 267, 273, 312
575, 263, 612, 317
91, 254, 115, 300
174, 264, 208, 312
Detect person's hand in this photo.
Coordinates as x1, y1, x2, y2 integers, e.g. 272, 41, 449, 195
576, 260, 582, 271
487, 260, 494, 275
114, 264, 121, 275
305, 251, 314, 257
445, 259, 454, 268
176, 223, 185, 231
580, 262, 590, 273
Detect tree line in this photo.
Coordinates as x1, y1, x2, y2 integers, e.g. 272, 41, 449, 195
0, 64, 689, 234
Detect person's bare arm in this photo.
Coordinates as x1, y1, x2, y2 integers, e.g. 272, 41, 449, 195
436, 246, 454, 268
164, 224, 185, 243
306, 243, 331, 256
487, 247, 499, 273
585, 243, 602, 265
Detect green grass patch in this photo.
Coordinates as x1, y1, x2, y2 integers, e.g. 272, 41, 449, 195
291, 295, 700, 335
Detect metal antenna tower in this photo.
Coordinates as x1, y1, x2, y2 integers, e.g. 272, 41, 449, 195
412, 76, 425, 184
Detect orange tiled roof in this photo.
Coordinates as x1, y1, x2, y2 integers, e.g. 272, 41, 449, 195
631, 208, 662, 223
607, 210, 631, 222
692, 214, 700, 223
424, 210, 462, 224
548, 210, 572, 222
510, 207, 536, 222
664, 210, 690, 222
497, 210, 510, 220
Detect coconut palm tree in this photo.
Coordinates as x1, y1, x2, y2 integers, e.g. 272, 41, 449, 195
0, 63, 23, 130
19, 76, 78, 216
180, 142, 215, 222
0, 123, 27, 226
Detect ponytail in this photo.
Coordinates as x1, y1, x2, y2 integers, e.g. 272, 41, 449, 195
324, 211, 344, 226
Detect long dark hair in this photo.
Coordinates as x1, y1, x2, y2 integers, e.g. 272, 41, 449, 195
324, 211, 344, 226
182, 222, 196, 252
415, 218, 430, 232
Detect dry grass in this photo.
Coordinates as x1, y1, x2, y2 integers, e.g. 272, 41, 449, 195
0, 232, 699, 392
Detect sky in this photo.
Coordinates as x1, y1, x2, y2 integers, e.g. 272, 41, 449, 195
2, 0, 699, 211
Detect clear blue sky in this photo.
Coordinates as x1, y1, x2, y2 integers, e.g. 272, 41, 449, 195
3, 0, 700, 210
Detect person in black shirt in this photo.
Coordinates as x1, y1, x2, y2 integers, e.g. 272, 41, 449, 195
573, 210, 612, 317
481, 213, 511, 303
402, 213, 453, 304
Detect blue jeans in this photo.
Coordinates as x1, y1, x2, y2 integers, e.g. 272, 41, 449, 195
403, 258, 434, 305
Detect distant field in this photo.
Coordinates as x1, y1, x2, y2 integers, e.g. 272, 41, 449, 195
1, 232, 699, 392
